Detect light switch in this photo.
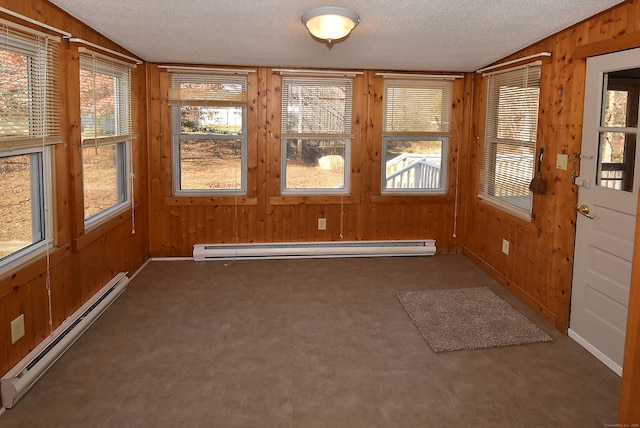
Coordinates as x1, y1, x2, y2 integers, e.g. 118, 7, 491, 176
556, 153, 568, 170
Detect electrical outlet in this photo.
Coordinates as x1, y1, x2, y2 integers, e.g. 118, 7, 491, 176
11, 314, 25, 344
502, 239, 510, 255
318, 218, 327, 230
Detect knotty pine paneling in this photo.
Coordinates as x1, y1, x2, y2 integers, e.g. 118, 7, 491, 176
148, 69, 467, 257
463, 0, 640, 334
0, 0, 149, 377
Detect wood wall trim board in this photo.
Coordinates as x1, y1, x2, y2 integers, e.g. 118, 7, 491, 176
0, 244, 70, 300
574, 30, 640, 59
463, 247, 558, 327
162, 196, 258, 206
370, 195, 453, 205
268, 195, 363, 205
474, 199, 543, 237
73, 206, 140, 252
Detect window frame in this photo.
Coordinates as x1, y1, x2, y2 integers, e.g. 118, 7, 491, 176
0, 21, 59, 274
381, 136, 449, 194
381, 77, 453, 194
0, 146, 53, 273
168, 71, 249, 196
280, 74, 354, 195
79, 51, 133, 227
171, 105, 248, 195
82, 141, 130, 226
479, 63, 542, 219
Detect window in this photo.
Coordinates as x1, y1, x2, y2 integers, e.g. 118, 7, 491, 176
0, 23, 59, 271
382, 78, 452, 193
480, 64, 541, 218
281, 75, 353, 193
596, 68, 640, 192
169, 72, 248, 194
80, 50, 134, 224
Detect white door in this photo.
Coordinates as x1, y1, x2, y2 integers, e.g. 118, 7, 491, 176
569, 48, 640, 376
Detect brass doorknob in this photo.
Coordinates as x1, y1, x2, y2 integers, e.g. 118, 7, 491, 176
577, 204, 594, 219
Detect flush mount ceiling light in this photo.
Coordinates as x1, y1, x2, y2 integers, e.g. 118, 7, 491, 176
301, 6, 360, 45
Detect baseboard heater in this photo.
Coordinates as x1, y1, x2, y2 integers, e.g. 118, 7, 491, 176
193, 240, 436, 261
1, 272, 129, 409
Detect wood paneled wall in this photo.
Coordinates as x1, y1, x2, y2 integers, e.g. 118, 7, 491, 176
2, 0, 639, 422
461, 0, 640, 421
147, 67, 469, 257
464, 0, 640, 330
0, 0, 149, 378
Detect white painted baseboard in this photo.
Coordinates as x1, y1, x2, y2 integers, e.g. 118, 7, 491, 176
568, 328, 622, 377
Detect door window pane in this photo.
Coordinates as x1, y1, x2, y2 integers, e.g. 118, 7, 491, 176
598, 132, 636, 191
601, 68, 640, 128
597, 68, 640, 192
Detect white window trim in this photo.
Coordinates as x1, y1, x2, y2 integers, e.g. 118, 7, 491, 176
172, 105, 248, 195
280, 75, 353, 194
79, 50, 133, 225
478, 63, 541, 220
381, 77, 452, 195
0, 146, 53, 274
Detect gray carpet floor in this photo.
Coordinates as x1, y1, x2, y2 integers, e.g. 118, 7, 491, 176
0, 255, 621, 427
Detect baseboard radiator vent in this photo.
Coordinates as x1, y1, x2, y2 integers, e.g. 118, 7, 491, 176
193, 240, 436, 261
1, 272, 129, 409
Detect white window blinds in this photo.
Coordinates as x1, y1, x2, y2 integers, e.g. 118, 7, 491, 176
383, 79, 452, 136
0, 22, 60, 150
169, 73, 247, 107
79, 50, 135, 147
281, 76, 353, 138
480, 64, 541, 216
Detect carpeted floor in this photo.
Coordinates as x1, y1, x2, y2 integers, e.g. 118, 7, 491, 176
397, 287, 553, 352
0, 255, 622, 427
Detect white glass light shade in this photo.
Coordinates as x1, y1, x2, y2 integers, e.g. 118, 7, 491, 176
301, 6, 360, 43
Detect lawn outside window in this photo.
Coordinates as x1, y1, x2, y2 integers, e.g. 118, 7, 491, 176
280, 75, 353, 194
0, 22, 59, 273
169, 72, 248, 195
0, 148, 52, 269
382, 78, 452, 194
479, 64, 541, 219
80, 50, 134, 226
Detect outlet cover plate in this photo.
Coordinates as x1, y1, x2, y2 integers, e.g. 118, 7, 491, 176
318, 218, 327, 230
11, 314, 25, 344
502, 239, 510, 255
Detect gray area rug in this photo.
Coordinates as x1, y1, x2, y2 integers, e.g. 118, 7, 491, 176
397, 287, 553, 352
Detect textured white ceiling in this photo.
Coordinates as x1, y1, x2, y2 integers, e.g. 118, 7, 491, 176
49, 0, 624, 72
